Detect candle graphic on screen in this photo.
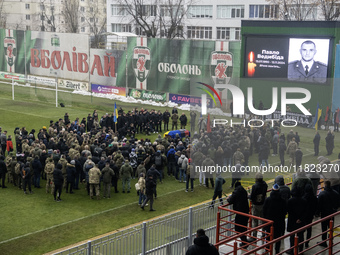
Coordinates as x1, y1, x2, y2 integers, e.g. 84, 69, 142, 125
247, 51, 256, 77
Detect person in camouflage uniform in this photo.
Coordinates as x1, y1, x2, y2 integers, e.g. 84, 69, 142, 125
113, 150, 124, 170
58, 155, 68, 189
120, 160, 133, 193
287, 137, 298, 166
5, 153, 13, 183
89, 164, 101, 199
44, 157, 55, 194
101, 161, 114, 198
233, 148, 244, 166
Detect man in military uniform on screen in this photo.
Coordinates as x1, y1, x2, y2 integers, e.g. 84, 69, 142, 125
288, 40, 327, 83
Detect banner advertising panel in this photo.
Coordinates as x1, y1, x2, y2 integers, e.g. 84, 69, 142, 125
169, 93, 213, 107
90, 48, 125, 86
27, 75, 56, 86
0, 71, 25, 81
0, 29, 28, 75
119, 37, 241, 96
91, 84, 126, 96
58, 78, 89, 91
129, 88, 166, 102
30, 31, 89, 81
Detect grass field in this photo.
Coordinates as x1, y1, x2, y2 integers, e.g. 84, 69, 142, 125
0, 82, 339, 255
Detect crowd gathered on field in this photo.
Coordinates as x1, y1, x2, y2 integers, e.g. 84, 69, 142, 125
0, 105, 340, 253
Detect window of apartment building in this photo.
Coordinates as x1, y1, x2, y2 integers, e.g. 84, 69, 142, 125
111, 5, 127, 16
90, 18, 94, 22
90, 7, 94, 12
81, 27, 85, 32
137, 5, 157, 16
217, 27, 241, 40
217, 5, 244, 18
286, 4, 317, 20
160, 26, 183, 38
187, 26, 212, 39
81, 17, 85, 22
26, 26, 31, 30
135, 27, 146, 36
26, 15, 30, 20
25, 4, 30, 9
40, 4, 45, 11
249, 5, 278, 18
41, 15, 45, 20
187, 5, 213, 18
111, 23, 132, 33
160, 5, 183, 17
90, 27, 93, 33
80, 7, 85, 12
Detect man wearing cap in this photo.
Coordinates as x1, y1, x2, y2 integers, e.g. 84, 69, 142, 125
263, 184, 287, 254
120, 160, 133, 193
66, 160, 76, 194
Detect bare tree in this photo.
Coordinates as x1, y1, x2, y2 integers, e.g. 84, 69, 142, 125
81, 0, 107, 48
40, 0, 57, 32
0, 0, 6, 28
114, 0, 194, 38
267, 0, 318, 20
319, 0, 340, 20
62, 0, 79, 33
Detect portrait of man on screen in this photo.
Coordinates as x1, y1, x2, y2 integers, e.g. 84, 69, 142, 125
288, 40, 327, 83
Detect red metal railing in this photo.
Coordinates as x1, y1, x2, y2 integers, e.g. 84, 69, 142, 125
215, 206, 274, 254
242, 210, 340, 255
214, 179, 332, 254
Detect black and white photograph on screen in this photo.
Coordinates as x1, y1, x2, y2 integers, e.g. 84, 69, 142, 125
287, 38, 329, 83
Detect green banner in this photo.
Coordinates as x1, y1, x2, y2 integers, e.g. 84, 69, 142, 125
129, 88, 166, 102
117, 37, 240, 95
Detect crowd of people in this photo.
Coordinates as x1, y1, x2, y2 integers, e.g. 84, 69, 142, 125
0, 106, 339, 252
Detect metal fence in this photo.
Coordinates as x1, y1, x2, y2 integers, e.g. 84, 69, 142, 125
53, 199, 231, 255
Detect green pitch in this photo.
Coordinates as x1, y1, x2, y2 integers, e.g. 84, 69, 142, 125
0, 82, 338, 255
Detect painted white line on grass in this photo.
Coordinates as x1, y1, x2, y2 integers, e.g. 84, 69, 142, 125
0, 187, 186, 245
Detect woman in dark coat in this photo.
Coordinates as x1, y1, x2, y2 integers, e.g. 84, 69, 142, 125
287, 187, 307, 253
325, 130, 335, 155
227, 181, 249, 248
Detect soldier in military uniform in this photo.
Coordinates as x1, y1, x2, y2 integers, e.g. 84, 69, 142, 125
288, 40, 327, 83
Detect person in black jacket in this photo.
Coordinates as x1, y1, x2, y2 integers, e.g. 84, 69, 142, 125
263, 184, 287, 254
0, 155, 7, 188
303, 184, 318, 248
32, 156, 43, 188
227, 181, 249, 248
179, 113, 188, 129
141, 174, 156, 211
316, 180, 340, 247
287, 187, 307, 254
163, 110, 170, 131
53, 163, 64, 201
249, 173, 268, 241
186, 228, 219, 255
313, 131, 320, 156
279, 138, 286, 166
66, 160, 76, 194
325, 130, 335, 155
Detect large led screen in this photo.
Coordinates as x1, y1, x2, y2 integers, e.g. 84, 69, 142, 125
244, 36, 331, 84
